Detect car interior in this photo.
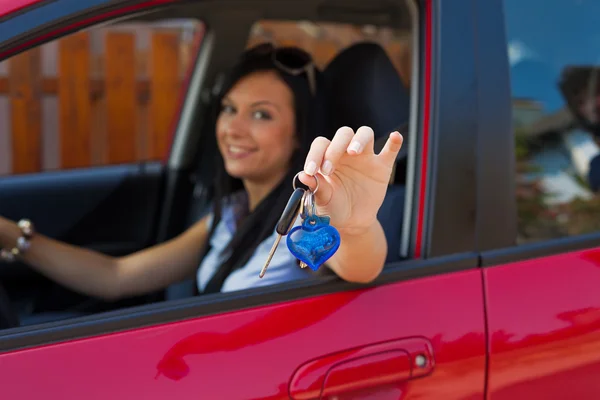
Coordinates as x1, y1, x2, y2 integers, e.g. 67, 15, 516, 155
0, 0, 416, 329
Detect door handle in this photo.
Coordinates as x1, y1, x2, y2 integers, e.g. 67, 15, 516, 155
289, 337, 434, 399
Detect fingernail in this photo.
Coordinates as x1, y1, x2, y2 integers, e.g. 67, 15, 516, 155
305, 161, 317, 175
321, 160, 333, 175
348, 141, 362, 154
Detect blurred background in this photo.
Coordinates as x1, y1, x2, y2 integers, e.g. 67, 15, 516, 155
0, 19, 410, 176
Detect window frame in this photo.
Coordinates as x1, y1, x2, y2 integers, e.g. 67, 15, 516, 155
0, 0, 487, 353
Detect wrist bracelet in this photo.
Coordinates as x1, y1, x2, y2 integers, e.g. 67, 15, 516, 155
0, 219, 34, 263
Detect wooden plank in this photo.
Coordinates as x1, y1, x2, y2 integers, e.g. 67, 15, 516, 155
0, 77, 153, 97
136, 32, 151, 161
58, 32, 91, 168
89, 52, 106, 166
9, 47, 42, 174
104, 32, 136, 164
0, 77, 52, 94
90, 94, 108, 167
149, 31, 180, 160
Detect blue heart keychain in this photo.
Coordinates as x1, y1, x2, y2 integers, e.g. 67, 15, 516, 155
259, 173, 341, 278
287, 188, 341, 271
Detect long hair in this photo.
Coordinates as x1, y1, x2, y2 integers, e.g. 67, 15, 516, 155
200, 45, 328, 293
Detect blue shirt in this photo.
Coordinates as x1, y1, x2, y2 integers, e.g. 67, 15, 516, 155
196, 192, 307, 293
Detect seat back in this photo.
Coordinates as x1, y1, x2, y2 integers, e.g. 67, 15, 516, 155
323, 42, 411, 263
323, 42, 410, 150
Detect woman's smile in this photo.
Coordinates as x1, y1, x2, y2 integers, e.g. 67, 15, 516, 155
224, 144, 258, 160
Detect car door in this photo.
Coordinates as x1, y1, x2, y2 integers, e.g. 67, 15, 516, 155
0, 0, 488, 399
0, 1, 202, 317
480, 0, 600, 398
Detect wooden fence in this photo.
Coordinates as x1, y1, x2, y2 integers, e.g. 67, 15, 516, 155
0, 25, 201, 175
249, 21, 412, 85
0, 20, 410, 176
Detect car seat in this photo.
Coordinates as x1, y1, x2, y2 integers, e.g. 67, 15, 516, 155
322, 41, 411, 263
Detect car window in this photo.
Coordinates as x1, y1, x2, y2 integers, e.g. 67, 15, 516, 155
0, 17, 203, 176
503, 0, 600, 243
0, 4, 418, 332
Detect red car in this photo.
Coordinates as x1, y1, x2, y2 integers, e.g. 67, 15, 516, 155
0, 0, 599, 398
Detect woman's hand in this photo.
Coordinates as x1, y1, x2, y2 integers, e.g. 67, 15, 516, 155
298, 126, 403, 234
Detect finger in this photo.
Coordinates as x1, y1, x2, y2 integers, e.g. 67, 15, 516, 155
298, 171, 333, 207
321, 126, 355, 175
379, 131, 404, 166
304, 136, 330, 177
347, 126, 375, 155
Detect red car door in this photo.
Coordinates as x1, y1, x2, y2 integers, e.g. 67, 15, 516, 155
482, 0, 600, 398
0, 0, 488, 399
0, 269, 486, 399
483, 249, 600, 399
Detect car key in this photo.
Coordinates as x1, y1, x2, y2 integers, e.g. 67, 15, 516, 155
259, 187, 305, 278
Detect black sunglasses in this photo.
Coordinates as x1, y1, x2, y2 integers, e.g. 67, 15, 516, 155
245, 43, 317, 96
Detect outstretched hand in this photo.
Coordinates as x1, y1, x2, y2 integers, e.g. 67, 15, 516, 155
298, 126, 404, 235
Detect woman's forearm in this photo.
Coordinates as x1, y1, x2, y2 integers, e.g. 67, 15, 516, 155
0, 215, 209, 301
0, 217, 121, 300
328, 221, 387, 283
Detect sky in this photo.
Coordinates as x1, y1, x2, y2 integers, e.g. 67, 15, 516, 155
504, 0, 600, 113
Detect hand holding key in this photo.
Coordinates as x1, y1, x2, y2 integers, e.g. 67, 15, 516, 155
260, 178, 341, 278
260, 126, 403, 279
299, 126, 404, 234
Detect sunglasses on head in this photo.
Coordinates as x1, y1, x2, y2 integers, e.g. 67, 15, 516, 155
245, 42, 317, 96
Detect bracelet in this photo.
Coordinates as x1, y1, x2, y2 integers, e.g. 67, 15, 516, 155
0, 219, 35, 263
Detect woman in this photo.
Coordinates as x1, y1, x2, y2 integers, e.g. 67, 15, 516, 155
0, 43, 403, 301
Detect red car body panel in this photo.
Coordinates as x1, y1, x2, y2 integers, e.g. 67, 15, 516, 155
0, 0, 40, 16
485, 248, 600, 399
0, 271, 486, 399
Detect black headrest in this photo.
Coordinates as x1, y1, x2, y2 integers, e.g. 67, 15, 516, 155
323, 42, 410, 149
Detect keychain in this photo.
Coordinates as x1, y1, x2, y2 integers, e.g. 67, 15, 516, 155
259, 173, 341, 278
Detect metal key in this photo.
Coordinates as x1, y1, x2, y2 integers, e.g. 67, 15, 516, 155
259, 187, 305, 278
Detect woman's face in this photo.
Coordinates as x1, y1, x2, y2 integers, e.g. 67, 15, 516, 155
216, 70, 297, 185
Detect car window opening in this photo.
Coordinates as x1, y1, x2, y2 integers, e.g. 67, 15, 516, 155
0, 6, 417, 331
